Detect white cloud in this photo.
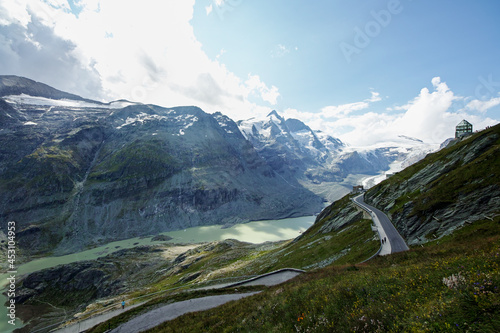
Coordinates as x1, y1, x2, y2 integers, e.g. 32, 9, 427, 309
466, 96, 500, 113
205, 4, 213, 15
339, 77, 460, 145
304, 78, 498, 147
271, 44, 290, 58
44, 0, 71, 11
2, 3, 497, 145
0, 0, 277, 121
245, 74, 280, 105
391, 77, 457, 141
321, 101, 369, 118
386, 104, 409, 112
367, 91, 382, 102
216, 48, 227, 59
320, 91, 381, 118
0, 12, 102, 98
283, 107, 312, 121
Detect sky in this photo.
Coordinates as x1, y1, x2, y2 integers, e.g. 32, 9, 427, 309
0, 0, 499, 147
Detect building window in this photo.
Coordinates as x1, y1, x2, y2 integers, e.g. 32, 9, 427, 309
455, 120, 473, 138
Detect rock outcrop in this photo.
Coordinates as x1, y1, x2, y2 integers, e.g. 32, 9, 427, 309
365, 125, 500, 245
0, 76, 323, 255
237, 111, 438, 193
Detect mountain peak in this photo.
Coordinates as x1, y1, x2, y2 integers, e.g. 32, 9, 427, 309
285, 118, 309, 133
267, 110, 283, 120
0, 75, 92, 103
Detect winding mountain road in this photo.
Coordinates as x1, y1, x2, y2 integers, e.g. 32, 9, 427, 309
108, 292, 260, 333
353, 194, 409, 254
52, 269, 302, 333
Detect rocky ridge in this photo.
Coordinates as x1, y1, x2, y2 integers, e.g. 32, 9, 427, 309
365, 124, 500, 245
237, 111, 438, 196
0, 75, 441, 256
8, 120, 499, 333
0, 76, 322, 255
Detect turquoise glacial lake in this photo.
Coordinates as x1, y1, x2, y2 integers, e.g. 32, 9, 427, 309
0, 216, 315, 332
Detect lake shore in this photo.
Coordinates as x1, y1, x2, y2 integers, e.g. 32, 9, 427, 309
0, 216, 315, 333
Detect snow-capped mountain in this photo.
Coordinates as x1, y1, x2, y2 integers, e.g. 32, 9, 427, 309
0, 76, 323, 255
236, 110, 440, 198
0, 75, 441, 256
237, 111, 345, 179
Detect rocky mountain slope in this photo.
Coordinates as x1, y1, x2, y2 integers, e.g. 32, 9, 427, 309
237, 111, 439, 200
238, 111, 344, 183
0, 75, 443, 257
12, 197, 377, 333
365, 123, 500, 245
0, 76, 323, 255
9, 123, 500, 333
113, 123, 499, 333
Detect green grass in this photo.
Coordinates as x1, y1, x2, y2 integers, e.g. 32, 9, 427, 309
89, 139, 180, 182
195, 194, 380, 277
368, 125, 500, 218
86, 286, 263, 333
142, 216, 500, 332
0, 144, 83, 193
245, 218, 379, 271
74, 195, 380, 332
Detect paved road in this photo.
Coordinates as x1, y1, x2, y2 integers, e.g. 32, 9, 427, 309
109, 292, 260, 333
224, 268, 304, 288
108, 269, 303, 332
52, 302, 146, 333
52, 269, 303, 332
353, 194, 409, 254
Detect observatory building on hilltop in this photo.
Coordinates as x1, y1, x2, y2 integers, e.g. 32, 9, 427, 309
455, 119, 473, 138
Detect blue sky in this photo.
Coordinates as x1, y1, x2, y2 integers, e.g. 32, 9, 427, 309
1, 0, 499, 146
192, 0, 500, 112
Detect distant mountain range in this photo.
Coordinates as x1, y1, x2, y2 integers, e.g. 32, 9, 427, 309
12, 118, 500, 333
0, 75, 439, 255
236, 109, 438, 198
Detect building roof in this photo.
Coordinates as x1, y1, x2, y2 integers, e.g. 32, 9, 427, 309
457, 119, 472, 127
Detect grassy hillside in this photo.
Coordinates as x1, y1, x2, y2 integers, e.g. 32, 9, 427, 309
20, 125, 500, 333
228, 195, 379, 274
82, 196, 378, 333
141, 215, 500, 333
16, 194, 377, 333
366, 124, 500, 245
133, 127, 500, 332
